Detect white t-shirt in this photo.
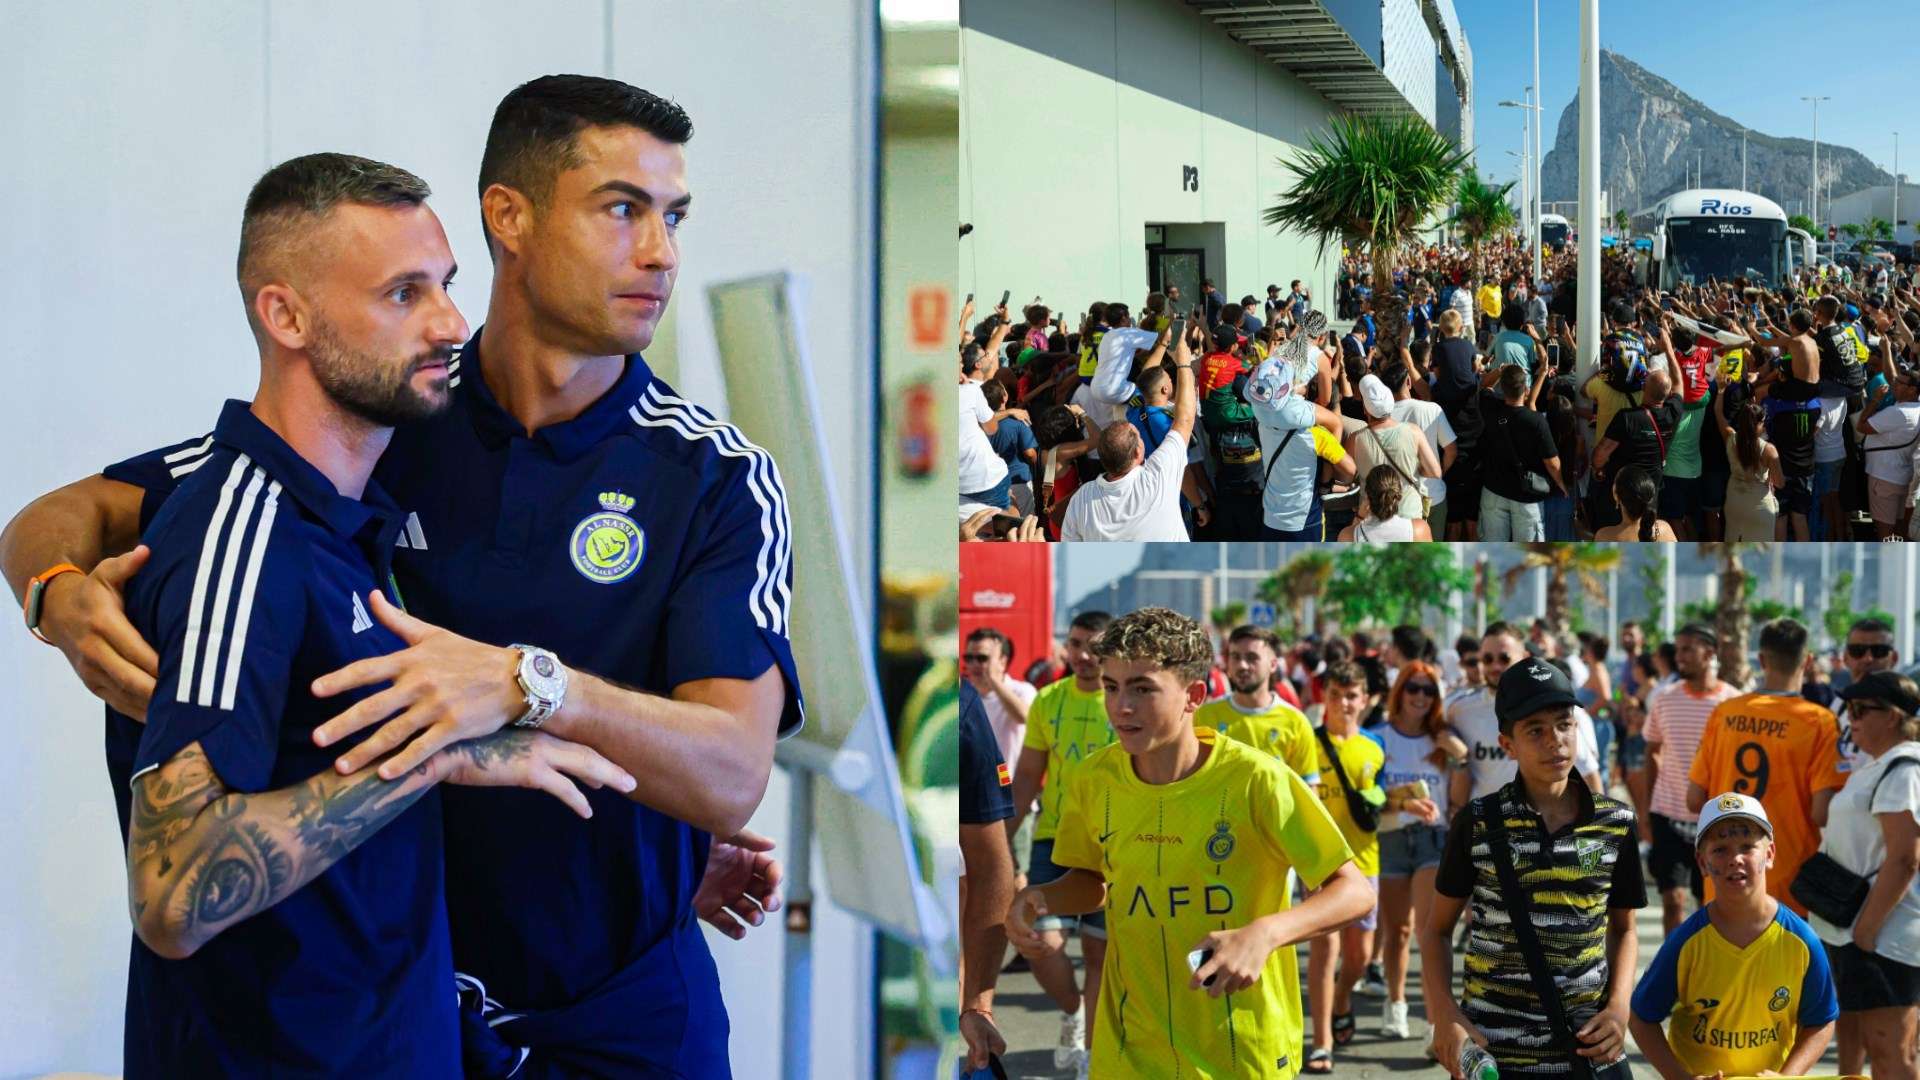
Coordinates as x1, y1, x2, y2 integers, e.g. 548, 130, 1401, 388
957, 380, 1008, 495
1060, 428, 1191, 541
1449, 287, 1476, 327
1814, 395, 1850, 465
978, 677, 1038, 768
1833, 703, 1878, 775
1376, 723, 1452, 832
1391, 397, 1456, 506
1450, 686, 1601, 800
1864, 402, 1920, 485
1807, 743, 1920, 965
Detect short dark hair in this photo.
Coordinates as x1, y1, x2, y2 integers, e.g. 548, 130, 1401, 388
1378, 360, 1412, 392
1498, 363, 1529, 399
980, 379, 1008, 409
1849, 617, 1895, 638
1391, 625, 1428, 663
1483, 621, 1520, 644
1104, 302, 1131, 325
1069, 610, 1113, 635
237, 152, 431, 319
966, 626, 1014, 664
1454, 634, 1479, 655
1501, 303, 1526, 332
1758, 618, 1810, 672
1227, 625, 1282, 655
1324, 660, 1366, 688
478, 74, 693, 241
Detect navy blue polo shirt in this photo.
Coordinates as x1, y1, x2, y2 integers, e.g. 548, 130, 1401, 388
105, 329, 804, 1075
958, 683, 1013, 826
111, 401, 457, 1077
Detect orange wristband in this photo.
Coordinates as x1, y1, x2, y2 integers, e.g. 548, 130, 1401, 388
24, 562, 83, 645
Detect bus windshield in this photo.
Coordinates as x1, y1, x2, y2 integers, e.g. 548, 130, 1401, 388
1541, 222, 1570, 249
1664, 216, 1785, 287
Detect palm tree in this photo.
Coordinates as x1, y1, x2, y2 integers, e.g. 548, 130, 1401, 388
1265, 113, 1470, 354
1501, 543, 1622, 633
1447, 167, 1519, 284
1613, 208, 1630, 238
1210, 602, 1248, 637
1702, 542, 1763, 688
1260, 551, 1335, 637
1864, 216, 1894, 252
1789, 213, 1818, 237
1840, 222, 1865, 248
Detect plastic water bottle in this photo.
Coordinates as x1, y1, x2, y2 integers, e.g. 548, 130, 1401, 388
1460, 1044, 1498, 1080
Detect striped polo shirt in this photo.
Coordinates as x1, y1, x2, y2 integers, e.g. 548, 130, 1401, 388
1436, 778, 1648, 1077
1646, 679, 1738, 821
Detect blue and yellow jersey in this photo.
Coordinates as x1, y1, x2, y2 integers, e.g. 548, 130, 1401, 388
1053, 729, 1354, 1079
1022, 677, 1115, 840
1631, 905, 1838, 1079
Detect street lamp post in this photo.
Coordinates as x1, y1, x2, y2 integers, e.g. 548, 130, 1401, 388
1499, 96, 1544, 277
1577, 0, 1600, 386
1533, 0, 1542, 284
1803, 95, 1830, 232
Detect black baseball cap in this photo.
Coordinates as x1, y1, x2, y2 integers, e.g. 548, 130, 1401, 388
1210, 324, 1244, 351
1495, 657, 1581, 732
1676, 621, 1718, 645
1838, 670, 1920, 715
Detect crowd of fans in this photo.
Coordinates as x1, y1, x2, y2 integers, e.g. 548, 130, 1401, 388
958, 241, 1920, 542
958, 608, 1920, 1080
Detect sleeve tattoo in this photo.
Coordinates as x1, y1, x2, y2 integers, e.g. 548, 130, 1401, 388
127, 733, 535, 956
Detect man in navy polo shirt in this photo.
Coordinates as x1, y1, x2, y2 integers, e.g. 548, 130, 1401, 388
110, 153, 633, 1076
5, 77, 800, 1077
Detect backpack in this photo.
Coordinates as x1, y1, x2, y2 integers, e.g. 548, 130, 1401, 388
1601, 329, 1650, 396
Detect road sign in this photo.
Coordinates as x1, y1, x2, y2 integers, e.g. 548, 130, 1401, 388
1829, 225, 1838, 241
1248, 602, 1276, 628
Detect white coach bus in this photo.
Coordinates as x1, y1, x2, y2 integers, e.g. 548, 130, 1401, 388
1540, 213, 1571, 251
1642, 188, 1796, 290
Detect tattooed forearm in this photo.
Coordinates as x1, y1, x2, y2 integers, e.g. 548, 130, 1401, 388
127, 740, 441, 959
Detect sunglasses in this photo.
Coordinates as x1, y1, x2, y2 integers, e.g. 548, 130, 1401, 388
962, 654, 995, 664
1847, 643, 1894, 659
1850, 700, 1894, 716
1481, 653, 1516, 666
1459, 657, 1480, 668
1403, 683, 1439, 697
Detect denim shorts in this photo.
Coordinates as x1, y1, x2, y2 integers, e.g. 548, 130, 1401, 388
1379, 822, 1448, 878
1028, 837, 1105, 937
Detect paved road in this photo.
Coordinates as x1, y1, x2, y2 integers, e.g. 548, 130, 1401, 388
986, 891, 1848, 1079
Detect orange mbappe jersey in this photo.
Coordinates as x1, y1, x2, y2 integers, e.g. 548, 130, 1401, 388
1688, 691, 1846, 915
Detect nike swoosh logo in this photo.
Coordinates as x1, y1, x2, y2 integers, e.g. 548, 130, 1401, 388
1098, 831, 1117, 844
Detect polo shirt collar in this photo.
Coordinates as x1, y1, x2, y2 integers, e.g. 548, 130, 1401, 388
212, 400, 401, 543
1497, 769, 1597, 832
456, 327, 655, 462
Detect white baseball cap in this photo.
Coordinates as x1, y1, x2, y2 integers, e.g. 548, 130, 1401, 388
1694, 791, 1772, 848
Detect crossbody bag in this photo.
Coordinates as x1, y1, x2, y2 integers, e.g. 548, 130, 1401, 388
1791, 756, 1920, 927
1478, 802, 1627, 1080
1314, 725, 1385, 833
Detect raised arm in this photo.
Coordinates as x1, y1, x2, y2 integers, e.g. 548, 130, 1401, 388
1170, 330, 1198, 441
129, 731, 631, 959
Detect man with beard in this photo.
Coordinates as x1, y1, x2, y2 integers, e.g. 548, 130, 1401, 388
1642, 623, 1737, 935
1195, 625, 1321, 783
3, 77, 797, 1077
103, 153, 634, 1076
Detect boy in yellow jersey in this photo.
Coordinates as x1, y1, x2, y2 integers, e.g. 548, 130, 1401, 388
1196, 625, 1321, 784
1305, 662, 1387, 1072
1006, 610, 1114, 1071
1006, 607, 1372, 1079
1629, 792, 1837, 1080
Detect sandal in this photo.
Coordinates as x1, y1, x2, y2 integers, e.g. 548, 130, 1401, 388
1304, 1047, 1334, 1074
1332, 1011, 1356, 1047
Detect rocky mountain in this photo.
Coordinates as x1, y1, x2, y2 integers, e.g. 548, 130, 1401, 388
1538, 50, 1890, 219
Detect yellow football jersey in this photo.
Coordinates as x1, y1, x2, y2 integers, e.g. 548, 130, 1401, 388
1195, 697, 1320, 784
1308, 729, 1385, 878
1629, 904, 1838, 1078
1053, 728, 1355, 1079
1022, 678, 1115, 840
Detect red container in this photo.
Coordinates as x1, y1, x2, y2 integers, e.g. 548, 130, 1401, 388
958, 545, 1054, 678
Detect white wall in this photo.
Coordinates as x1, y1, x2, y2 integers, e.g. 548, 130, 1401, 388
0, 3, 877, 1076
959, 0, 1346, 327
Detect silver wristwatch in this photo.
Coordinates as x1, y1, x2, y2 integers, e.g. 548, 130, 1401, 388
509, 644, 569, 729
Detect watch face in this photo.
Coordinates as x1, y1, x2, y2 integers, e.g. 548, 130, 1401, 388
533, 655, 555, 678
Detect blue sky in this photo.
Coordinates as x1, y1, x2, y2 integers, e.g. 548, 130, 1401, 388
1460, 0, 1916, 193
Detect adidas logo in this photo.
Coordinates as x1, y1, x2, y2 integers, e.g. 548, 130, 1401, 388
350, 592, 373, 634
393, 511, 428, 550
